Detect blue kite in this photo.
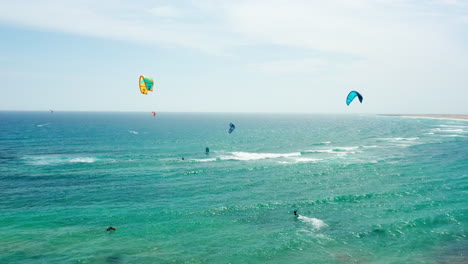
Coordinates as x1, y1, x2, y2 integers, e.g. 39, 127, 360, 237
346, 91, 363, 106
228, 123, 236, 134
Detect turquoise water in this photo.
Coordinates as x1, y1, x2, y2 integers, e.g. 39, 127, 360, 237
1, 112, 467, 263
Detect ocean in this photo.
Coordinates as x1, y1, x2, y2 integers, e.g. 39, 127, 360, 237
0, 112, 467, 263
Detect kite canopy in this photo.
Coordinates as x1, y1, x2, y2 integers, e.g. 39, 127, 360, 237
152, 111, 156, 117
139, 75, 154, 95
229, 123, 236, 134
346, 91, 363, 106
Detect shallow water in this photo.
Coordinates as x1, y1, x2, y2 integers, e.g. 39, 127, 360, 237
1, 112, 467, 263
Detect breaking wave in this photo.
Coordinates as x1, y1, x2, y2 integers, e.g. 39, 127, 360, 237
23, 155, 98, 166
298, 215, 328, 230
220, 151, 301, 161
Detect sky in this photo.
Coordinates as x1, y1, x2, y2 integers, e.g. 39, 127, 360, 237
0, 0, 467, 114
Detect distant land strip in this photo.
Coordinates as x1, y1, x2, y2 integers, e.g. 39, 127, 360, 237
379, 114, 468, 120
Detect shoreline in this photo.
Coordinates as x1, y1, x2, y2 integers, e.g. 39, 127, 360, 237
380, 114, 468, 121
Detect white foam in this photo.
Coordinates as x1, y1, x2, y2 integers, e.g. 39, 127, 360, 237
25, 156, 98, 165
128, 130, 139, 135
379, 137, 420, 141
36, 123, 50, 127
220, 151, 301, 161
69, 157, 96, 163
192, 158, 217, 162
27, 158, 56, 166
438, 125, 467, 128
439, 129, 466, 133
334, 146, 360, 151
306, 149, 335, 154
298, 215, 328, 230
440, 134, 466, 137
304, 146, 360, 154
430, 128, 468, 135
294, 158, 323, 163
394, 137, 419, 141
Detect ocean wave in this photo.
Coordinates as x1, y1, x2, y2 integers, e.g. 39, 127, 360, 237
293, 158, 323, 163
276, 157, 324, 164
191, 158, 217, 162
302, 146, 361, 155
302, 149, 335, 154
69, 157, 97, 163
312, 141, 332, 145
188, 145, 383, 164
376, 137, 421, 147
333, 146, 360, 152
192, 147, 366, 164
437, 125, 468, 128
36, 123, 50, 127
298, 215, 328, 230
220, 151, 301, 161
379, 137, 420, 141
355, 213, 461, 239
189, 151, 303, 163
188, 145, 374, 164
23, 155, 98, 166
293, 191, 414, 206
207, 202, 286, 215
431, 128, 467, 134
128, 130, 139, 135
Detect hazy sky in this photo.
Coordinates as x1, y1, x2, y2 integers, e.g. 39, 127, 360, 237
1, 0, 467, 114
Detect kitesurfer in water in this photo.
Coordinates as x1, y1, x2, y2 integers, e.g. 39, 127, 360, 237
181, 157, 185, 160
294, 210, 299, 217
106, 227, 116, 231
206, 147, 210, 153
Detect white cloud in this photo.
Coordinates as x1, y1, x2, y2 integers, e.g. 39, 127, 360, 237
226, 0, 454, 59
0, 0, 465, 59
0, 0, 232, 54
226, 0, 467, 88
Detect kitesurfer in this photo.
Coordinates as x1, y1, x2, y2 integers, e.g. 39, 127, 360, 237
181, 157, 185, 160
294, 210, 299, 218
206, 147, 210, 153
106, 227, 116, 231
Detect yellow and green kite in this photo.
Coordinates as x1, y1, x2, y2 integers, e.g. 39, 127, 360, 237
139, 75, 154, 95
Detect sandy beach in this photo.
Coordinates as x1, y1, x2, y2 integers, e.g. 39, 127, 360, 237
380, 114, 468, 121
